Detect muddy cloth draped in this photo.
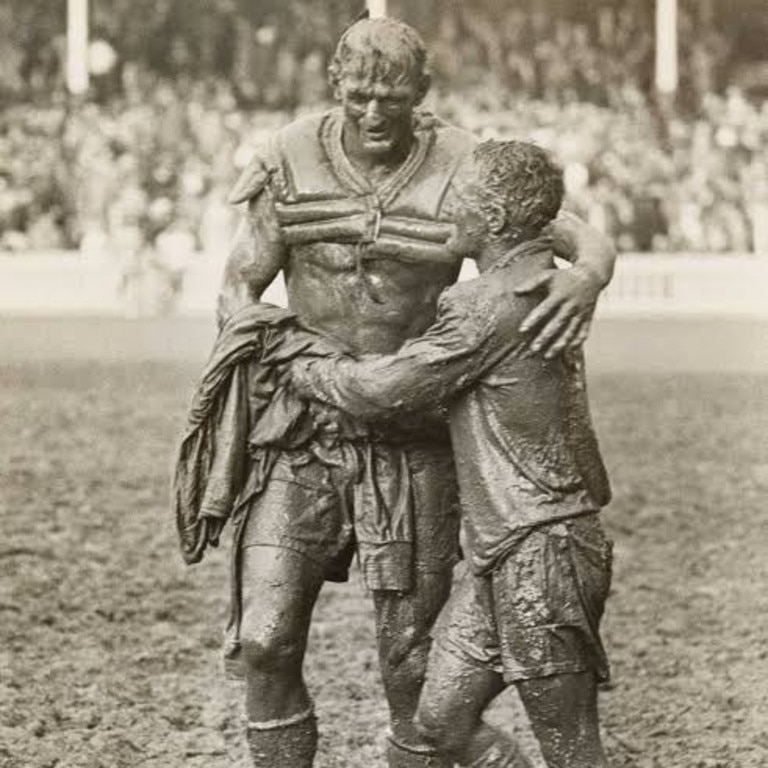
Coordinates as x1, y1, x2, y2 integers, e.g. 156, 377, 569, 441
173, 303, 428, 591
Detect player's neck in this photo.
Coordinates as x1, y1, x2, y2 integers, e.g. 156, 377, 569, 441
476, 239, 518, 273
477, 237, 549, 273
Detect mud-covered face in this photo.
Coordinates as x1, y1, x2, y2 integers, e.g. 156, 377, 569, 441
338, 75, 420, 159
448, 160, 492, 258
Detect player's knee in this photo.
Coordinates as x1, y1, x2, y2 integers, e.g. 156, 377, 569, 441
414, 679, 476, 759
380, 648, 429, 699
414, 697, 466, 757
380, 630, 430, 683
240, 628, 303, 676
413, 701, 444, 748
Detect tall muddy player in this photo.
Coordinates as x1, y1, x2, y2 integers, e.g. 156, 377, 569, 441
217, 18, 616, 768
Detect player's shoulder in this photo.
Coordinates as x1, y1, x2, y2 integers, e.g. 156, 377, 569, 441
417, 111, 477, 156
447, 248, 559, 334
438, 276, 489, 319
440, 262, 531, 317
228, 111, 331, 204
228, 136, 279, 205
417, 114, 477, 215
275, 110, 332, 146
434, 279, 497, 349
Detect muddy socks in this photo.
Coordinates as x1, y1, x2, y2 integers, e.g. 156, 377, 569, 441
244, 711, 529, 767
245, 706, 317, 768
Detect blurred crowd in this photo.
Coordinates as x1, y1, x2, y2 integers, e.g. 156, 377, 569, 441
2, 75, 765, 256
445, 87, 768, 254
0, 0, 766, 257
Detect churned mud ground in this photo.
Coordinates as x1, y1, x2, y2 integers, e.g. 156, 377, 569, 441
1, 360, 767, 767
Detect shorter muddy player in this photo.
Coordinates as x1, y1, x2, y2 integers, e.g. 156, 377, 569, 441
290, 140, 613, 768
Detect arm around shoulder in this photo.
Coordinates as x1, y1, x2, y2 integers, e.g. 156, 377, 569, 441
512, 213, 617, 357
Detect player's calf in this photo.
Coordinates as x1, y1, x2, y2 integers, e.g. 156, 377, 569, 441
516, 671, 608, 768
375, 571, 455, 767
238, 545, 324, 767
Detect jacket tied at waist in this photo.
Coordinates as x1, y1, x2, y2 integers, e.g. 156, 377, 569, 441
172, 303, 433, 591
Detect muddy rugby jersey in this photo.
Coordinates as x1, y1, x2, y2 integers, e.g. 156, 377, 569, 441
229, 107, 474, 270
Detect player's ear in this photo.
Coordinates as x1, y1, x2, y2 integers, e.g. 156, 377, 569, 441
486, 202, 507, 235
414, 73, 431, 105
331, 77, 344, 102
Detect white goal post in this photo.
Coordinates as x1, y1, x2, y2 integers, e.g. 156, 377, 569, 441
367, 0, 387, 19
66, 0, 89, 94
655, 0, 678, 95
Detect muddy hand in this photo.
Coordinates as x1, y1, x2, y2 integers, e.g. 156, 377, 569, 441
515, 264, 602, 359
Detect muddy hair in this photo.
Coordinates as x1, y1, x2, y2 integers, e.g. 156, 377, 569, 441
473, 140, 565, 240
328, 18, 430, 102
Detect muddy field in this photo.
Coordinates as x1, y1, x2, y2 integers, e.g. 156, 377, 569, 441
2, 355, 767, 767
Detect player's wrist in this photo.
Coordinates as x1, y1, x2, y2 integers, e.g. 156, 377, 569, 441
571, 260, 607, 290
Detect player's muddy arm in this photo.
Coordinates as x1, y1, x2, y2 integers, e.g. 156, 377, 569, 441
291, 307, 492, 421
546, 211, 616, 285
291, 353, 460, 421
217, 189, 287, 329
516, 212, 616, 358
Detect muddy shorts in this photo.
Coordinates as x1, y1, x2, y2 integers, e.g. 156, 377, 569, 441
239, 444, 460, 589
433, 513, 612, 683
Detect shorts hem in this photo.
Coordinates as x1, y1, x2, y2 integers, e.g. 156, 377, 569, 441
414, 558, 460, 575
432, 637, 504, 676
239, 539, 335, 575
501, 659, 593, 684
431, 640, 602, 685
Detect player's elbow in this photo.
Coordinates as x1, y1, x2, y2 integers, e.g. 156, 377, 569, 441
216, 277, 254, 329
